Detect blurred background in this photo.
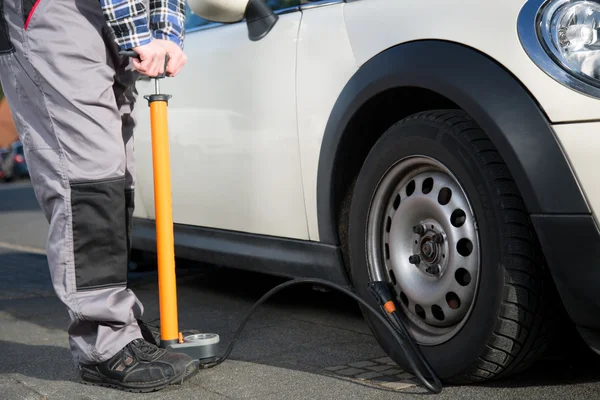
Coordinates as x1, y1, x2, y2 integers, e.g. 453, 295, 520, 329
0, 83, 28, 183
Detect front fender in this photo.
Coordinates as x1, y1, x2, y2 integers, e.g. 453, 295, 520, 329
316, 40, 589, 245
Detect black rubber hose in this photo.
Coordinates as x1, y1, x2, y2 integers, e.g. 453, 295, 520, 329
199, 277, 443, 394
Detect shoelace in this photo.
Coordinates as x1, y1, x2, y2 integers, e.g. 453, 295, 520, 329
130, 339, 164, 358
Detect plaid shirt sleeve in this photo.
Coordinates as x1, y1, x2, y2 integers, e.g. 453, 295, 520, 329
99, 0, 153, 50
149, 0, 186, 49
99, 0, 186, 51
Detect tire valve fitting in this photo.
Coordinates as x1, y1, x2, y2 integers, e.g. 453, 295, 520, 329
409, 255, 421, 265
413, 225, 426, 235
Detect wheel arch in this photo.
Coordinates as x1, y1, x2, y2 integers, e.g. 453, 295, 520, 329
316, 39, 590, 245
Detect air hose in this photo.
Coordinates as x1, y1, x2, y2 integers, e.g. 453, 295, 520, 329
198, 277, 443, 394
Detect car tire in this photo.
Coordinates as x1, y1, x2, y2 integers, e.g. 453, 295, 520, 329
346, 110, 557, 383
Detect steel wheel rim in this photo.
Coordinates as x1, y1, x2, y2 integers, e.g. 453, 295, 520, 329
366, 156, 481, 346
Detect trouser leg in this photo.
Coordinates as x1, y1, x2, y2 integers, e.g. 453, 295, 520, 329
0, 0, 144, 365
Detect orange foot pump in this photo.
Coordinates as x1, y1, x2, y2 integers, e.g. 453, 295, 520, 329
120, 50, 220, 361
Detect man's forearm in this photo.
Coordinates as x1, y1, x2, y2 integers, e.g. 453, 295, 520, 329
99, 0, 153, 50
149, 0, 186, 48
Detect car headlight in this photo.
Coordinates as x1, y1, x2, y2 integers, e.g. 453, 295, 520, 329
519, 0, 600, 98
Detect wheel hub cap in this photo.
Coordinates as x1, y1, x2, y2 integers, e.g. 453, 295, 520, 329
413, 225, 447, 275
367, 156, 481, 345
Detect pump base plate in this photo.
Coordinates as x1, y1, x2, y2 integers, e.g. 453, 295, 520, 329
164, 333, 220, 360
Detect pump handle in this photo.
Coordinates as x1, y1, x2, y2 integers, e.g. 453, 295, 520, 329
119, 50, 170, 79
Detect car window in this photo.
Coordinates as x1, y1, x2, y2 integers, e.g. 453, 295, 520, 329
184, 0, 301, 31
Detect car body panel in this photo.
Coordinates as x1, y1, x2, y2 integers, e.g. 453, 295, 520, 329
343, 0, 600, 124
133, 0, 600, 241
296, 2, 357, 241
133, 184, 148, 218
553, 122, 600, 224
133, 12, 309, 240
132, 216, 350, 285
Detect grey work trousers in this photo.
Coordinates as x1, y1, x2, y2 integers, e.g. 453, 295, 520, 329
0, 0, 146, 364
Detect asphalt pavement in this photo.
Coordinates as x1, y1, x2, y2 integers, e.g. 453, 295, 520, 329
1, 181, 599, 400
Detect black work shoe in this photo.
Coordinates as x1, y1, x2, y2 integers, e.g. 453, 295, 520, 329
79, 339, 199, 392
138, 319, 200, 346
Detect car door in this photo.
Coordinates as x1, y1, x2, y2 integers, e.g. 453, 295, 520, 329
134, 1, 309, 240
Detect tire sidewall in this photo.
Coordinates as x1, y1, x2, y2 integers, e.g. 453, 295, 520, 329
348, 116, 505, 379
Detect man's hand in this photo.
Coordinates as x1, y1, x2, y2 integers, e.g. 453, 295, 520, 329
154, 39, 187, 77
131, 39, 187, 77
131, 40, 169, 77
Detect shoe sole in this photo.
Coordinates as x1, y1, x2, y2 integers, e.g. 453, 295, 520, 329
79, 360, 199, 393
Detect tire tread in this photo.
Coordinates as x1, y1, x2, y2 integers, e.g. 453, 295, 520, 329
404, 110, 554, 383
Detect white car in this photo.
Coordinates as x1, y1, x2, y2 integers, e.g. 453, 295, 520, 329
131, 0, 600, 384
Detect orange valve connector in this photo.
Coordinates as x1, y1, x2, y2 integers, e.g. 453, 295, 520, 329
383, 301, 397, 314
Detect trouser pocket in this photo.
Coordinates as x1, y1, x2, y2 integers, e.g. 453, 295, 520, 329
0, 0, 15, 54
71, 177, 128, 291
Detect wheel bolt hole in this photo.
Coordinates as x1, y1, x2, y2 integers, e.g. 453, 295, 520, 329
438, 187, 452, 205
393, 194, 401, 210
415, 304, 426, 319
431, 305, 445, 321
422, 177, 434, 194
455, 268, 472, 286
386, 217, 391, 233
400, 292, 408, 307
457, 238, 473, 257
389, 269, 396, 285
451, 209, 466, 227
406, 180, 416, 197
446, 292, 461, 309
